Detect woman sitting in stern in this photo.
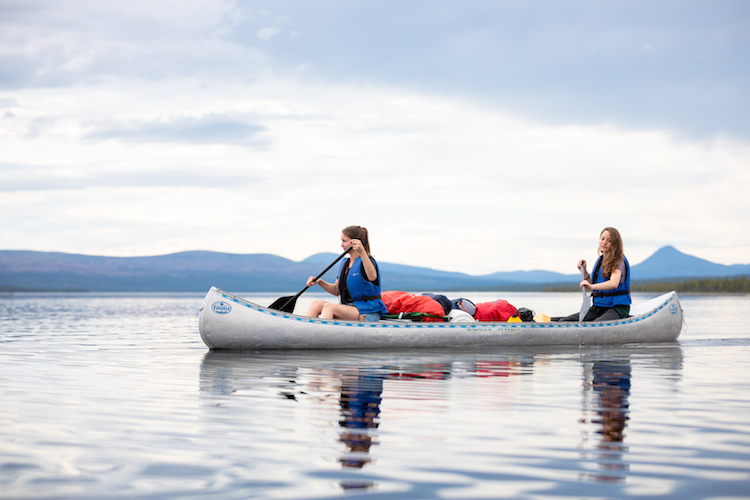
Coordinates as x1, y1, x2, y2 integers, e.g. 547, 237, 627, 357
558, 227, 632, 322
305, 225, 388, 322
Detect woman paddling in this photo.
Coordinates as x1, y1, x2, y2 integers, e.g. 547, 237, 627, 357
305, 226, 388, 322
558, 227, 631, 322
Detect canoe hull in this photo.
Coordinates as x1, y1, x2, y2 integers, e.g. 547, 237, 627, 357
198, 287, 684, 350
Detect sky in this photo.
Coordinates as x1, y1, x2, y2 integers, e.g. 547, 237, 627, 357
1, 0, 749, 275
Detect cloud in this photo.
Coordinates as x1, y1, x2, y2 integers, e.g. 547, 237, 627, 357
83, 114, 268, 146
2, 73, 748, 272
0, 98, 19, 108
224, 1, 750, 140
3, 1, 748, 139
0, 0, 269, 87
256, 27, 281, 42
0, 162, 264, 191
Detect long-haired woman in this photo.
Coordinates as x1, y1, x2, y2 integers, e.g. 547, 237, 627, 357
305, 225, 388, 322
577, 227, 631, 321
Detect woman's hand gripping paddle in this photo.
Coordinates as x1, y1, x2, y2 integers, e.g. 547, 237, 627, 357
268, 246, 352, 313
579, 265, 591, 323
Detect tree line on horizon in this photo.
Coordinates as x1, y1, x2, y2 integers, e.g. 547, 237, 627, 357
545, 275, 750, 294
631, 276, 750, 294
3, 275, 749, 294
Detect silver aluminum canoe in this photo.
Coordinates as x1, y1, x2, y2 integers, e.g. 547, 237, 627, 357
198, 287, 684, 350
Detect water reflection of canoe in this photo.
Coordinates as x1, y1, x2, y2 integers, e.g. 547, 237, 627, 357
198, 287, 684, 350
199, 344, 684, 397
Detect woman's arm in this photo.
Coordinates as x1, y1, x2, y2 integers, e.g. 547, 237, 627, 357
307, 276, 340, 296
350, 239, 378, 281
580, 269, 622, 291
360, 255, 378, 282
577, 259, 590, 281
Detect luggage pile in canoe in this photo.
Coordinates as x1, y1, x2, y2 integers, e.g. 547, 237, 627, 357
198, 287, 684, 351
379, 291, 528, 323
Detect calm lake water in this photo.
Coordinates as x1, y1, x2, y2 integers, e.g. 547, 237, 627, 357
1, 291, 749, 499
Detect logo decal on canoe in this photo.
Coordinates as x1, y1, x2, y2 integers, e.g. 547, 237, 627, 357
211, 301, 232, 314
669, 303, 679, 315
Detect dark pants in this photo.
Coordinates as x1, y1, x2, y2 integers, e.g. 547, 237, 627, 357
553, 305, 627, 322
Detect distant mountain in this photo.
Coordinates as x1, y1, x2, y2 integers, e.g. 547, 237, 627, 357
0, 250, 323, 293
631, 245, 750, 279
0, 246, 748, 292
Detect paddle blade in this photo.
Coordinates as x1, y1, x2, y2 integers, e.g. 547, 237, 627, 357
579, 266, 591, 322
268, 295, 296, 313
579, 291, 591, 322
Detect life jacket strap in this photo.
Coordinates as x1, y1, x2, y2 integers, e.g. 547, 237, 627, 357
353, 295, 381, 301
592, 289, 630, 297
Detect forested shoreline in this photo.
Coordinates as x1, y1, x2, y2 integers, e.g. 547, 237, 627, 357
545, 276, 750, 294
631, 276, 750, 294
3, 276, 749, 294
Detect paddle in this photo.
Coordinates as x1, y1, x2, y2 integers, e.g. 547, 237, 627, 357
268, 246, 352, 313
579, 265, 591, 323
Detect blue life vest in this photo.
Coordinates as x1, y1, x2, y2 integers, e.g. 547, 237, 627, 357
338, 256, 388, 316
591, 256, 631, 307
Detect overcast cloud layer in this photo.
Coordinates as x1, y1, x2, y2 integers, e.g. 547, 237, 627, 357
1, 0, 748, 275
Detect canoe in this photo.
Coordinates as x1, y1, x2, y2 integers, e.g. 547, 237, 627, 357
198, 287, 684, 350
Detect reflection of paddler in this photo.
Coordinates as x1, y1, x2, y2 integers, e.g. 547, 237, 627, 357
579, 358, 633, 483
592, 361, 631, 443
338, 371, 384, 469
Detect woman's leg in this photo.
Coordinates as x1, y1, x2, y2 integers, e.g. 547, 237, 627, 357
552, 306, 622, 322
553, 312, 580, 322
582, 308, 601, 321
306, 299, 328, 317
320, 303, 361, 320
589, 307, 621, 321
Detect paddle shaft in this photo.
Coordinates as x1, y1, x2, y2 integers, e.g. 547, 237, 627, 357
273, 247, 352, 312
